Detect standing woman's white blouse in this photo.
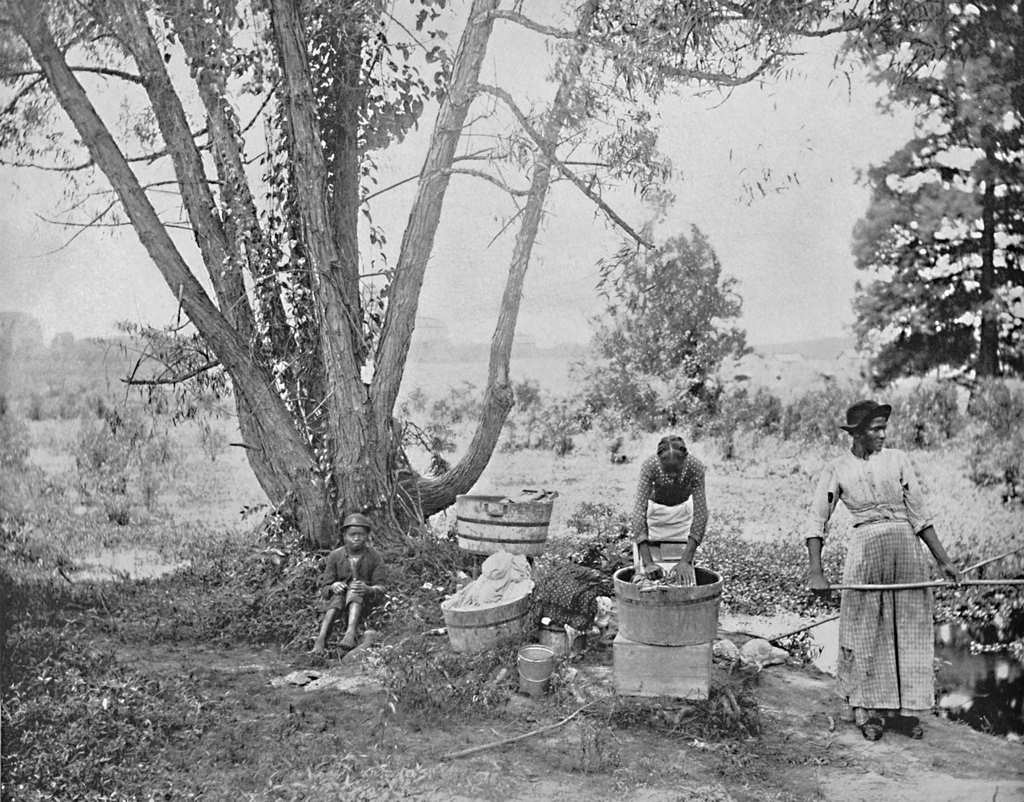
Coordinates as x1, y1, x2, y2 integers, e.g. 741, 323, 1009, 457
809, 448, 933, 540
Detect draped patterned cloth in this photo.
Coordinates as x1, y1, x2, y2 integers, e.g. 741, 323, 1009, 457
809, 447, 935, 713
532, 563, 614, 631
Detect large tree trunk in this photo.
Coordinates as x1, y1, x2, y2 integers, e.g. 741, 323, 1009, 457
371, 0, 500, 422
978, 153, 1000, 378
268, 0, 379, 529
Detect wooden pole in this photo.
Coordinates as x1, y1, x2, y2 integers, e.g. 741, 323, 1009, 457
828, 578, 1024, 591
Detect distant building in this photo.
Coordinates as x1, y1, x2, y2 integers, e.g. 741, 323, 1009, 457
0, 311, 44, 356
410, 316, 454, 361
51, 331, 76, 351
512, 332, 539, 357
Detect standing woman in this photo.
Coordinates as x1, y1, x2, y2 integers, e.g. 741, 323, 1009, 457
807, 400, 959, 741
630, 434, 709, 585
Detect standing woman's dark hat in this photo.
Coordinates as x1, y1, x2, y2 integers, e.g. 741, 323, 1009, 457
839, 400, 892, 434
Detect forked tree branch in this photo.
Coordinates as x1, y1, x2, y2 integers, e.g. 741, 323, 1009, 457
0, 124, 211, 172
485, 9, 577, 39
362, 149, 496, 202
445, 167, 530, 195
122, 359, 221, 386
1, 73, 43, 114
3, 64, 143, 82
475, 82, 653, 248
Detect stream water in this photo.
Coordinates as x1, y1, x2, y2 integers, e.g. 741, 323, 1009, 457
804, 619, 1024, 737
72, 548, 188, 582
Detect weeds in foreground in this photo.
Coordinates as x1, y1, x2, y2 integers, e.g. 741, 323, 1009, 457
372, 634, 524, 722
602, 676, 762, 740
1, 622, 213, 800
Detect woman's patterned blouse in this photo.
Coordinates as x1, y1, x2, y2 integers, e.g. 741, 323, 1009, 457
629, 453, 709, 544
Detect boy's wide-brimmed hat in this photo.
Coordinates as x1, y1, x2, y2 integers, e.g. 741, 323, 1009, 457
341, 512, 373, 531
839, 400, 892, 433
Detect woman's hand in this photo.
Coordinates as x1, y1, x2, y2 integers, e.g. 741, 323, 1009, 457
349, 579, 368, 594
639, 560, 664, 581
808, 570, 830, 597
938, 560, 961, 584
330, 581, 347, 595
669, 561, 696, 586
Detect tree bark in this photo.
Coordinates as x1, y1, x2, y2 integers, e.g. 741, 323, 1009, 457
164, 3, 331, 538
371, 0, 500, 424
978, 150, 999, 378
268, 0, 389, 525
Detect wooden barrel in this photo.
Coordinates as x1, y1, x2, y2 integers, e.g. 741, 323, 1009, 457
455, 493, 554, 556
613, 566, 722, 646
440, 592, 532, 653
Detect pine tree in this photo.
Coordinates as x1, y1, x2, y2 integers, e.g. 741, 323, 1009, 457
851, 1, 1024, 383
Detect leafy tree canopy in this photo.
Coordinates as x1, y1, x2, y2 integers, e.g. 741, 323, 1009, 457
579, 225, 748, 428
850, 0, 1024, 383
0, 0, 918, 543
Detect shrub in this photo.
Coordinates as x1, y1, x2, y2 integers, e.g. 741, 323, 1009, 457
963, 380, 1024, 493
700, 532, 846, 617
373, 634, 522, 722
699, 385, 784, 457
196, 419, 228, 462
72, 405, 178, 521
429, 381, 482, 425
0, 415, 31, 472
25, 392, 44, 422
887, 381, 963, 448
779, 381, 853, 444
502, 393, 583, 455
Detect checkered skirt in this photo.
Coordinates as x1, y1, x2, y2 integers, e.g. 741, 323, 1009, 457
837, 520, 934, 712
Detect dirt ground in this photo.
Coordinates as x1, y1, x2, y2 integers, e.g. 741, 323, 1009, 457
112, 629, 1024, 802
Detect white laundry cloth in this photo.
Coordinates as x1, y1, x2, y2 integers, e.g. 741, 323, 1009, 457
633, 498, 694, 570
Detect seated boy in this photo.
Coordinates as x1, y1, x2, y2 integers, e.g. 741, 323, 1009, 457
312, 512, 387, 653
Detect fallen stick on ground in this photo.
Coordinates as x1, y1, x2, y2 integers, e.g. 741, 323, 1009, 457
723, 614, 840, 645
766, 614, 840, 644
440, 703, 591, 761
827, 578, 1024, 591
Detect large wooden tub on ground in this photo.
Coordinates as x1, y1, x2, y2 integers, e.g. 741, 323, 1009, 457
440, 552, 534, 653
612, 566, 723, 700
454, 491, 556, 556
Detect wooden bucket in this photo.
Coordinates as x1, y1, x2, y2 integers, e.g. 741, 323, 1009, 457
440, 592, 532, 653
613, 566, 722, 646
455, 493, 555, 556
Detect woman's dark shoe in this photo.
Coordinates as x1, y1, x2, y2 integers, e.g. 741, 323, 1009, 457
889, 715, 923, 739
860, 716, 885, 741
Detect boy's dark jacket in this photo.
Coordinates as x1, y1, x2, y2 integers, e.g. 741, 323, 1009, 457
319, 546, 386, 598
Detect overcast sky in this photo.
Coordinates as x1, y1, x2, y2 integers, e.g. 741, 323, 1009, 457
0, 15, 915, 349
